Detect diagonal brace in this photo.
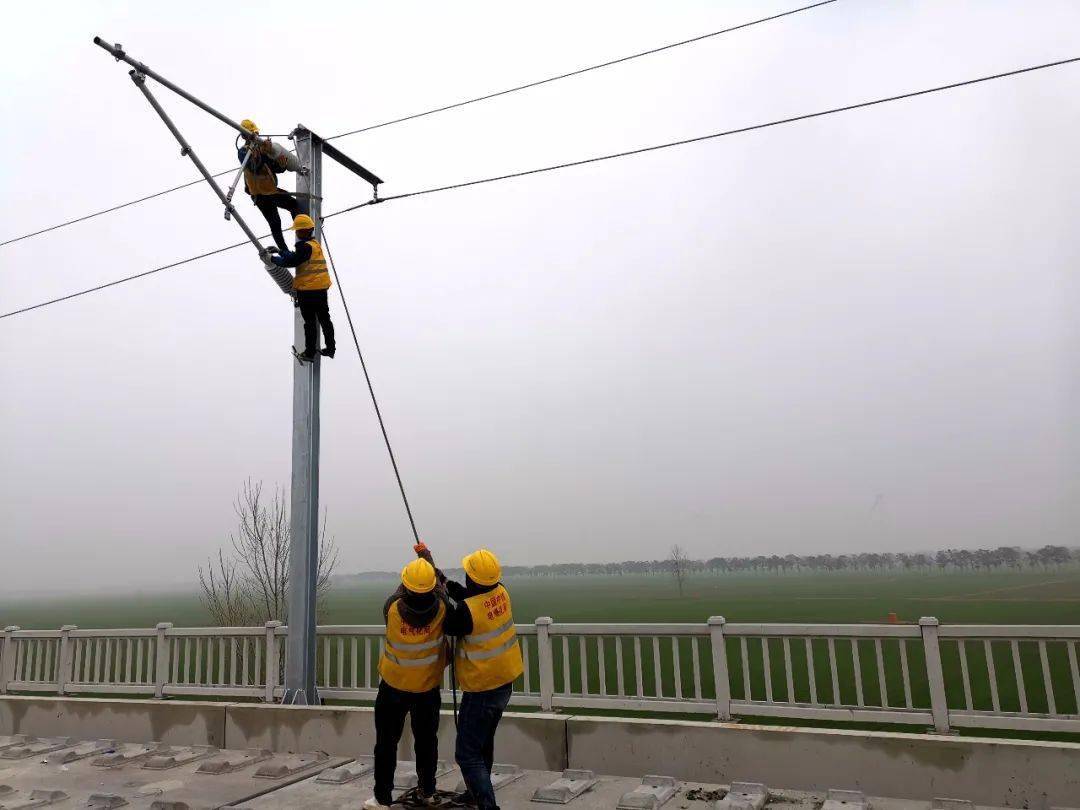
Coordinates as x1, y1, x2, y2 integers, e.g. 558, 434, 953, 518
128, 70, 264, 253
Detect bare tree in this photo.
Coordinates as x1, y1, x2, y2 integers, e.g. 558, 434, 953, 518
669, 544, 688, 596
198, 479, 339, 626
198, 549, 255, 626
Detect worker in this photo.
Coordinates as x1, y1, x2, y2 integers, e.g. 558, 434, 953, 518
444, 549, 524, 810
265, 214, 336, 362
238, 119, 301, 253
365, 545, 449, 809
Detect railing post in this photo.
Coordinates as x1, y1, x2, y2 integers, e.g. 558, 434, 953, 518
56, 626, 76, 696
154, 622, 173, 699
708, 616, 731, 721
919, 617, 951, 733
265, 621, 283, 703
0, 627, 19, 694
535, 617, 555, 712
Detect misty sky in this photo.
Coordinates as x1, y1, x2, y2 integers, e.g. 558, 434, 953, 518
1, 1, 1079, 593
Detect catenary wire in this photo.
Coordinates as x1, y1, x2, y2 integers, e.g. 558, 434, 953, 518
0, 169, 236, 247
321, 224, 423, 545
322, 0, 838, 141
3, 54, 1078, 321
0, 1, 837, 248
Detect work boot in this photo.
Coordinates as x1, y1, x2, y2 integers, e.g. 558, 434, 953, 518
319, 346, 336, 359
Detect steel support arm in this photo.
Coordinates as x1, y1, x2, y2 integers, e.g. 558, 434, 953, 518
128, 71, 263, 252
94, 37, 249, 137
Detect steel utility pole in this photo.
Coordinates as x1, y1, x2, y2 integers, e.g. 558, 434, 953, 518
95, 38, 382, 707
283, 128, 322, 705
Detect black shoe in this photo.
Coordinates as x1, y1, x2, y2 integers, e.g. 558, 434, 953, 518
298, 349, 317, 362
320, 346, 336, 359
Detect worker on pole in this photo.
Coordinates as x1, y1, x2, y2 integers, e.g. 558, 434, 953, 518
445, 549, 524, 810
365, 545, 449, 809
238, 119, 301, 253
265, 214, 336, 362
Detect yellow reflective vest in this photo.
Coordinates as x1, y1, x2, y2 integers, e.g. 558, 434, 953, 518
455, 585, 524, 692
294, 239, 331, 291
379, 599, 447, 693
243, 162, 280, 196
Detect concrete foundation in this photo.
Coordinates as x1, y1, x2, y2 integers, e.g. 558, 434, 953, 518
1, 697, 1077, 807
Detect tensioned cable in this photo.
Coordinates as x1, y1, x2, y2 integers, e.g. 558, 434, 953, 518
0, 169, 236, 247
0, 0, 837, 248
348, 55, 1080, 209
3, 55, 1077, 321
321, 226, 422, 544
322, 0, 838, 141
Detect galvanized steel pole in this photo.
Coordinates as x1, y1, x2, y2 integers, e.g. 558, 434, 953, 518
95, 37, 249, 137
282, 128, 322, 705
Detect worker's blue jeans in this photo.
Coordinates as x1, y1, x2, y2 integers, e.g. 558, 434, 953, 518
455, 682, 513, 809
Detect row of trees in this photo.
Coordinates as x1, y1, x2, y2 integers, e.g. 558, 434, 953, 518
490, 545, 1078, 579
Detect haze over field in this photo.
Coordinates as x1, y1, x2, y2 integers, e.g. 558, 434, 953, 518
2, 0, 1079, 593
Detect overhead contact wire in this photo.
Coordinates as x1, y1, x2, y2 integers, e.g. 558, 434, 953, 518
322, 0, 838, 140
3, 55, 1077, 320
0, 1, 837, 248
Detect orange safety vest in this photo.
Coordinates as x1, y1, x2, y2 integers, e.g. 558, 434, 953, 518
379, 599, 447, 693
455, 585, 524, 692
293, 239, 331, 291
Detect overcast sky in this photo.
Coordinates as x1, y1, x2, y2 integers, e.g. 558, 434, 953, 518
1, 0, 1078, 593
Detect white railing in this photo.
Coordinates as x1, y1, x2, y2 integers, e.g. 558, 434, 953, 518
2, 618, 1078, 734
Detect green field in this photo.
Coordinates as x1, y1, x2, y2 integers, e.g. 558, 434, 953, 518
4, 569, 1078, 739
3, 568, 1079, 630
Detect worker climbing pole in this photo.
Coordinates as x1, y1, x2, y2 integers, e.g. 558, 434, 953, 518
93, 36, 390, 706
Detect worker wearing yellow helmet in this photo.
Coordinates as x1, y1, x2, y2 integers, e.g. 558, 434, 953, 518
443, 548, 524, 810
266, 214, 336, 363
366, 543, 449, 809
238, 118, 301, 253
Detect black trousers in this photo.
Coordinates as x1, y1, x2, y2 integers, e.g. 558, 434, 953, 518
373, 681, 442, 803
253, 191, 301, 252
296, 289, 335, 355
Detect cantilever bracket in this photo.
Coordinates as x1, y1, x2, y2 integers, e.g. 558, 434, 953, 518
294, 125, 384, 191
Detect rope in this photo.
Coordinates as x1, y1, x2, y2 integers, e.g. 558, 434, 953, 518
323, 0, 838, 141
320, 224, 422, 545
3, 54, 1079, 321
0, 1, 838, 248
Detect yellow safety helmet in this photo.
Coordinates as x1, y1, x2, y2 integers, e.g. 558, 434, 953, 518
401, 558, 437, 594
290, 213, 316, 232
240, 119, 259, 135
462, 548, 501, 587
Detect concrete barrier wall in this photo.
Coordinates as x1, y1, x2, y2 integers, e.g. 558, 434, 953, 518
567, 716, 1080, 806
0, 695, 227, 747
224, 703, 567, 771
3, 697, 1078, 806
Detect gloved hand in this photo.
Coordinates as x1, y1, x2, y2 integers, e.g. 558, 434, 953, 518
414, 541, 433, 563
446, 580, 466, 602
